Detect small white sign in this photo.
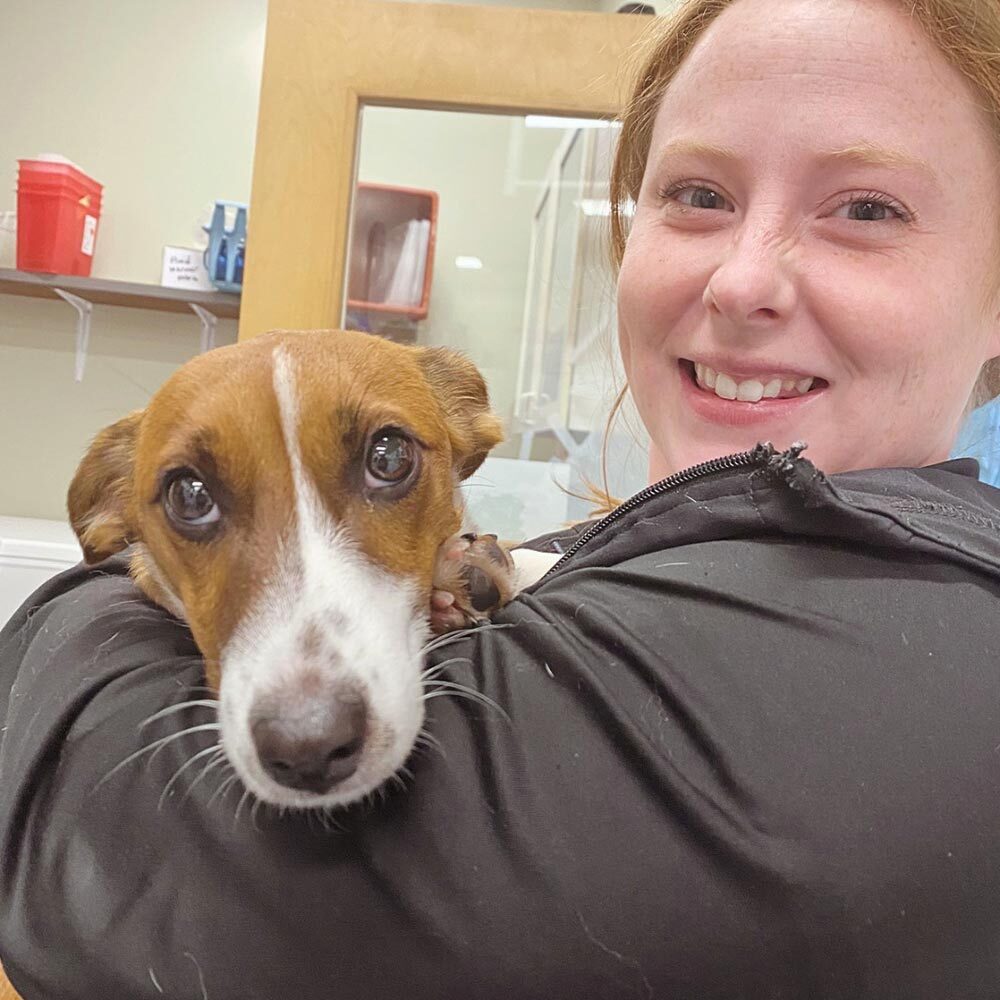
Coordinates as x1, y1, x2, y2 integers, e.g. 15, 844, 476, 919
161, 245, 213, 291
81, 215, 97, 256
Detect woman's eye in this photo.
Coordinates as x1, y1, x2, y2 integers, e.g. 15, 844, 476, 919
164, 471, 220, 528
830, 195, 910, 223
662, 184, 734, 212
365, 429, 417, 489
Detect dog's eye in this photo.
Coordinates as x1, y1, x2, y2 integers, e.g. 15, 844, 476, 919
164, 471, 220, 526
365, 429, 416, 488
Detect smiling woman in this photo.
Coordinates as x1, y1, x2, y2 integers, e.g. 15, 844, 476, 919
612, 0, 1000, 479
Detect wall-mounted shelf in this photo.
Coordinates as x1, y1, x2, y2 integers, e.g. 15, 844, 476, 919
0, 267, 240, 381
0, 267, 240, 319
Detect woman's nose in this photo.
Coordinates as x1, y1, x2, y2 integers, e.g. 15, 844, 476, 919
702, 225, 797, 330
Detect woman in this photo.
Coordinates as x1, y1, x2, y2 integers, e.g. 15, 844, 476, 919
613, 0, 1000, 477
3, 0, 1000, 997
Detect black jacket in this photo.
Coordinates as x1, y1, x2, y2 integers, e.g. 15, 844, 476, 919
3, 444, 1000, 999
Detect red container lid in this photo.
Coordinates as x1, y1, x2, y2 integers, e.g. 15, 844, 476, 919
17, 158, 103, 199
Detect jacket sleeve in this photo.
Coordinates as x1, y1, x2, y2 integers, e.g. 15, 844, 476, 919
3, 487, 1000, 1000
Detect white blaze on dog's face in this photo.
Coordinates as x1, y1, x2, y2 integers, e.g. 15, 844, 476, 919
67, 330, 502, 809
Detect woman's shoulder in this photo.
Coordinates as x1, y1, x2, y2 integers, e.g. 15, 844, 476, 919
528, 448, 1000, 585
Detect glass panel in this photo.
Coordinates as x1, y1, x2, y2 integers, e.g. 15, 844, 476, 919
539, 129, 584, 418
346, 106, 648, 541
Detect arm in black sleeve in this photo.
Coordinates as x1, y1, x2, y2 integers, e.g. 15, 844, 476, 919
4, 457, 1000, 1000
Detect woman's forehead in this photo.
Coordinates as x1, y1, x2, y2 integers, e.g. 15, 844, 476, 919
649, 0, 996, 180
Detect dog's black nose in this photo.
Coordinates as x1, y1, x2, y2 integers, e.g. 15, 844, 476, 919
252, 699, 367, 794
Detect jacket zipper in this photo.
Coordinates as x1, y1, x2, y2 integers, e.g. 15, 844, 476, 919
541, 445, 771, 580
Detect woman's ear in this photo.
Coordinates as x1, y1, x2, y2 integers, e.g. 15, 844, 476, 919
414, 347, 504, 480
67, 410, 145, 563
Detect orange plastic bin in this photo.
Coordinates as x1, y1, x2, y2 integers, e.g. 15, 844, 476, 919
16, 158, 103, 276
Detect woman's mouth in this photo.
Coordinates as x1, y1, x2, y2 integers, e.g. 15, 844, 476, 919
682, 359, 828, 403
677, 359, 828, 428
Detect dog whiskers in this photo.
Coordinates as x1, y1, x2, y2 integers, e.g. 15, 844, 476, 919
420, 656, 473, 684
159, 743, 226, 812
304, 805, 332, 833
316, 807, 347, 834
141, 699, 220, 729
250, 796, 269, 831
387, 772, 409, 796
234, 788, 253, 826
420, 629, 478, 654
95, 723, 222, 792
182, 749, 231, 805
206, 773, 241, 810
421, 680, 511, 723
373, 783, 394, 811
420, 622, 515, 655
412, 728, 446, 760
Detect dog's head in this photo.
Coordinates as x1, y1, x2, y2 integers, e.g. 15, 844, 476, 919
68, 330, 502, 809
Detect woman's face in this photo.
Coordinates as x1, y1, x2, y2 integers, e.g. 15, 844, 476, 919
618, 0, 1000, 478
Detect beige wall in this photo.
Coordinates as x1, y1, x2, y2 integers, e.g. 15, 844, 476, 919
0, 2, 267, 285
0, 0, 263, 519
0, 0, 658, 521
0, 303, 238, 519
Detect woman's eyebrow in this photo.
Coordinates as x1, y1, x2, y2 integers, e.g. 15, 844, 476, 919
823, 142, 938, 183
650, 138, 940, 189
651, 139, 740, 167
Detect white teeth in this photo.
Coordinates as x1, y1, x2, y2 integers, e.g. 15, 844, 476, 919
736, 379, 764, 402
714, 373, 738, 400
695, 362, 717, 389
692, 363, 819, 403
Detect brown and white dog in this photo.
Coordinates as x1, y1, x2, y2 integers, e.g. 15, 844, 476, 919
0, 328, 561, 1000
68, 328, 535, 810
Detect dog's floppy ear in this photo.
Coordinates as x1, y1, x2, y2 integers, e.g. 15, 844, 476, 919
67, 410, 144, 563
415, 347, 503, 480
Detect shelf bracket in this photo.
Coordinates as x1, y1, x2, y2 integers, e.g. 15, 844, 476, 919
53, 288, 93, 382
189, 303, 218, 353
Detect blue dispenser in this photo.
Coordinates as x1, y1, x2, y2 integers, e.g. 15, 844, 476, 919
203, 201, 247, 293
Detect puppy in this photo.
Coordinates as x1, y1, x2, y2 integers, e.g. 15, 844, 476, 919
67, 329, 522, 810
0, 330, 562, 1000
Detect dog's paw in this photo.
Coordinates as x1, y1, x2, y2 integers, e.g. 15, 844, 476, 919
430, 532, 517, 634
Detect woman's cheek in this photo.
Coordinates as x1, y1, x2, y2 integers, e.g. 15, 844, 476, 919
620, 236, 700, 342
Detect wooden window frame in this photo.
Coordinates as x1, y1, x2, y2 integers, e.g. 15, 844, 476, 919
241, 0, 648, 340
